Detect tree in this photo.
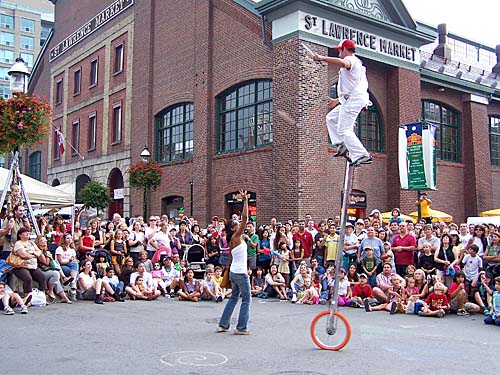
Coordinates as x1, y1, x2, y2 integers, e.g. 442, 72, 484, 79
128, 161, 162, 218
78, 180, 111, 216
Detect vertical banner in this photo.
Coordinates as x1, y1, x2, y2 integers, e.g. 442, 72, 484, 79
399, 122, 436, 190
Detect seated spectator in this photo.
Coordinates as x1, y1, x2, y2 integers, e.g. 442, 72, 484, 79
484, 276, 500, 326
351, 273, 377, 308
484, 232, 500, 278
151, 262, 168, 296
329, 268, 351, 307
346, 263, 359, 287
297, 277, 319, 304
96, 254, 111, 279
264, 264, 288, 300
373, 262, 396, 303
419, 282, 449, 318
200, 266, 223, 302
125, 262, 160, 300
206, 234, 220, 267
129, 275, 156, 300
161, 256, 180, 297
78, 260, 123, 304
55, 233, 79, 299
178, 268, 200, 302
473, 271, 493, 314
120, 256, 135, 289
290, 263, 309, 302
101, 267, 125, 297
365, 274, 405, 314
11, 227, 48, 298
137, 250, 153, 272
413, 269, 429, 300
0, 280, 28, 315
448, 271, 480, 316
251, 267, 265, 296
213, 266, 231, 299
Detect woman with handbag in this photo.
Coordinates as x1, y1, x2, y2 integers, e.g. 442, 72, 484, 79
217, 189, 252, 335
434, 234, 460, 287
10, 227, 48, 298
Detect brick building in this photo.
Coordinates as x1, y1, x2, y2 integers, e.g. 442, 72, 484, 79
27, 0, 500, 224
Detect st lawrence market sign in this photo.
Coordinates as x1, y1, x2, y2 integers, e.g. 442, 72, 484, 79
49, 0, 134, 62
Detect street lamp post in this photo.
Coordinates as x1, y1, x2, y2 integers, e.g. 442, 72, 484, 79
140, 145, 151, 219
189, 179, 193, 216
8, 56, 30, 95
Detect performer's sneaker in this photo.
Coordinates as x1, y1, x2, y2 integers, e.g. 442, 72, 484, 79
333, 143, 348, 158
351, 155, 372, 167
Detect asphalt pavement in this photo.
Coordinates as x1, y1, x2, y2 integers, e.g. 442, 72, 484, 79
3, 296, 499, 375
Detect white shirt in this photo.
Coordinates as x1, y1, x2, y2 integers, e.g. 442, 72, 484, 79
152, 230, 170, 249
55, 246, 76, 263
459, 233, 472, 248
338, 55, 369, 100
230, 242, 248, 274
129, 271, 154, 288
462, 254, 483, 281
145, 226, 157, 252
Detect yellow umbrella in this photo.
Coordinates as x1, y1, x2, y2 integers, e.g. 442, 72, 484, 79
380, 211, 416, 223
479, 208, 500, 217
408, 209, 453, 223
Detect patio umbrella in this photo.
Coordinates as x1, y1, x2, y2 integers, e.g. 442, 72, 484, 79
408, 209, 453, 223
479, 208, 500, 217
380, 211, 416, 223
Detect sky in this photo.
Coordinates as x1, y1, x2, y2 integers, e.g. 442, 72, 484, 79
401, 0, 498, 48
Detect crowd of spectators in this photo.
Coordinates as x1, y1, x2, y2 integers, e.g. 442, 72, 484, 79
1, 206, 499, 326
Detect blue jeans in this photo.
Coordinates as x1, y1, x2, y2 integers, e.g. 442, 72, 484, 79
219, 272, 251, 332
484, 315, 500, 326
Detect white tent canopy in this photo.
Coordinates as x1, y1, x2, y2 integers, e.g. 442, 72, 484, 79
0, 167, 74, 208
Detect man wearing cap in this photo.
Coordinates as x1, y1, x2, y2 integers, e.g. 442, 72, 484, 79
313, 39, 372, 166
343, 222, 359, 270
354, 218, 367, 243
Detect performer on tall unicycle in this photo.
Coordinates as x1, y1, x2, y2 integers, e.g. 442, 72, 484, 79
313, 39, 372, 166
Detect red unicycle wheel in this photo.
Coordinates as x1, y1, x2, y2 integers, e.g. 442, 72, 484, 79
310, 310, 351, 351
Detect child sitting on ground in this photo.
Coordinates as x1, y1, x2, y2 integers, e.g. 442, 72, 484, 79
251, 267, 265, 296
0, 281, 28, 315
297, 277, 319, 305
200, 266, 223, 302
350, 273, 376, 308
131, 276, 155, 300
404, 275, 423, 314
365, 274, 405, 314
473, 271, 493, 314
178, 268, 200, 302
419, 282, 449, 318
214, 266, 231, 298
151, 262, 168, 296
448, 271, 481, 316
484, 276, 500, 326
329, 267, 352, 307
96, 255, 111, 279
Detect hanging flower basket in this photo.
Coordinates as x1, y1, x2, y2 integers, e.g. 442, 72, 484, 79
128, 161, 163, 191
0, 94, 53, 154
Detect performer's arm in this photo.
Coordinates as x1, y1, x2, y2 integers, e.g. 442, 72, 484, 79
313, 55, 351, 69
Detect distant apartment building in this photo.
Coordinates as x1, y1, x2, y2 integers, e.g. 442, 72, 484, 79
0, 0, 54, 99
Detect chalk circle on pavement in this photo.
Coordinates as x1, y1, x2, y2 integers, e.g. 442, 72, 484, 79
160, 351, 228, 367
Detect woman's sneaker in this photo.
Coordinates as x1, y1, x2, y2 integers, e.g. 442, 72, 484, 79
3, 306, 15, 315
457, 309, 470, 316
20, 305, 28, 314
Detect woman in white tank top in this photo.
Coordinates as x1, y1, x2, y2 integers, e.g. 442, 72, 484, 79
217, 190, 252, 335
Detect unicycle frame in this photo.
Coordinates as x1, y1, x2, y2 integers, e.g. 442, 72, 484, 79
326, 159, 355, 332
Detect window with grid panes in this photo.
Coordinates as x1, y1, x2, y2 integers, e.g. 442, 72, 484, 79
422, 101, 460, 162
21, 18, 34, 33
156, 103, 194, 163
0, 15, 14, 29
0, 31, 14, 46
217, 80, 273, 152
489, 116, 500, 167
328, 83, 383, 152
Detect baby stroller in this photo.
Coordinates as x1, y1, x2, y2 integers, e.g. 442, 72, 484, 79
183, 244, 207, 280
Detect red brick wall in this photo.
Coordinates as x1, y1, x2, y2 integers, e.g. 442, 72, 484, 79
108, 89, 127, 153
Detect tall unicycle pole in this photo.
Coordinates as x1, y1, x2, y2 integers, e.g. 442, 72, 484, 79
310, 159, 353, 350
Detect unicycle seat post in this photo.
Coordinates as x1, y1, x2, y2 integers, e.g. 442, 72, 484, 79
330, 160, 355, 311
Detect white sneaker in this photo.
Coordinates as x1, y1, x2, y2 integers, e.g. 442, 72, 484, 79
3, 306, 14, 315
291, 294, 297, 303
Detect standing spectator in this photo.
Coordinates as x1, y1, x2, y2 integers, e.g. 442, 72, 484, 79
292, 220, 314, 265
343, 222, 359, 271
467, 225, 488, 257
306, 220, 318, 239
244, 223, 259, 273
388, 221, 400, 243
416, 193, 432, 224
359, 227, 384, 271
128, 221, 145, 265
457, 223, 472, 249
145, 216, 159, 259
484, 232, 500, 277
417, 224, 440, 254
176, 221, 193, 259
462, 244, 483, 288
391, 222, 417, 276
354, 219, 367, 243
313, 222, 327, 266
206, 234, 221, 267
257, 229, 271, 273
484, 276, 500, 326
324, 224, 339, 268
434, 234, 460, 286
88, 219, 103, 249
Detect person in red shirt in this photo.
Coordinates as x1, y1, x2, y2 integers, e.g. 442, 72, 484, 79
419, 282, 449, 318
391, 222, 416, 276
292, 220, 314, 265
351, 273, 376, 308
448, 271, 481, 316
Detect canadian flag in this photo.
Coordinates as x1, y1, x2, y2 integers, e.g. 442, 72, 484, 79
56, 128, 65, 156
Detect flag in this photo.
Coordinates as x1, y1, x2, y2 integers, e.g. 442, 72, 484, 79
56, 128, 65, 156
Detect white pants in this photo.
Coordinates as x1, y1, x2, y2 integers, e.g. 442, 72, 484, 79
326, 95, 369, 162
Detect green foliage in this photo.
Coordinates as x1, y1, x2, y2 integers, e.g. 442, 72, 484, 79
78, 180, 111, 215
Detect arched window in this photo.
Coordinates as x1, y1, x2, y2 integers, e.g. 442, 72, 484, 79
217, 80, 273, 153
329, 84, 383, 152
489, 115, 500, 167
156, 103, 194, 163
28, 151, 41, 181
422, 100, 460, 162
